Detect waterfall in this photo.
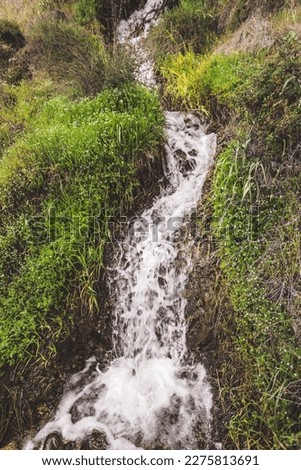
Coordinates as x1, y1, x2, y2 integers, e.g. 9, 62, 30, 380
27, 0, 216, 450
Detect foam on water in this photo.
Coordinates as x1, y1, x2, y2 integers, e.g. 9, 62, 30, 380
117, 0, 168, 86
117, 0, 166, 43
112, 112, 216, 366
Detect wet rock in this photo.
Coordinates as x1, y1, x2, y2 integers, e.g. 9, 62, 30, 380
43, 433, 65, 450
185, 246, 216, 349
184, 173, 218, 352
80, 430, 108, 450
40, 429, 108, 450
43, 433, 80, 450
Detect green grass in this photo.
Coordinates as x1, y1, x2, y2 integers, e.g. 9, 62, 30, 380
160, 26, 301, 448
149, 0, 218, 66
213, 138, 301, 448
0, 83, 164, 371
213, 38, 301, 449
160, 50, 254, 111
0, 0, 300, 448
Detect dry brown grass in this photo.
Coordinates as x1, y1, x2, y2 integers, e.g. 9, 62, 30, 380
215, 5, 301, 56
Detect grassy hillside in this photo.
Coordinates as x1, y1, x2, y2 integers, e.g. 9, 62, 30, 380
152, 0, 301, 449
0, 84, 163, 370
0, 1, 165, 446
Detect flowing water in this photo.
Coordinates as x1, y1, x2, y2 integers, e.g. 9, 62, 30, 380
27, 1, 217, 450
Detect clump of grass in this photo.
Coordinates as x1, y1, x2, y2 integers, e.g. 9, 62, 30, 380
19, 18, 136, 96
72, 0, 97, 26
149, 0, 218, 65
0, 79, 58, 157
0, 83, 164, 371
216, 0, 288, 31
0, 0, 41, 32
25, 19, 107, 95
160, 49, 256, 112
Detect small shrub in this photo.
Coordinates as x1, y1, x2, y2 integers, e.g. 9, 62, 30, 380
104, 44, 136, 88
27, 19, 107, 95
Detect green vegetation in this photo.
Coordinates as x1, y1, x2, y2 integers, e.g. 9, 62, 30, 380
73, 0, 97, 26
0, 84, 163, 370
211, 45, 301, 448
24, 19, 135, 96
149, 0, 217, 63
0, 2, 165, 445
160, 51, 252, 110
27, 19, 107, 95
158, 0, 301, 450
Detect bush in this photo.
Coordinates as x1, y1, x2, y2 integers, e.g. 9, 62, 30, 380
26, 20, 107, 95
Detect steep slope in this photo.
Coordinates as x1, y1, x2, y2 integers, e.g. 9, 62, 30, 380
153, 0, 301, 449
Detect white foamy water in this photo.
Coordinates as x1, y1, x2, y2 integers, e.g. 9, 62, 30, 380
117, 0, 168, 86
117, 0, 166, 43
26, 2, 217, 451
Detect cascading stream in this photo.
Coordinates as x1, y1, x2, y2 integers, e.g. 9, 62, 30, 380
27, 0, 217, 450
